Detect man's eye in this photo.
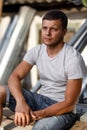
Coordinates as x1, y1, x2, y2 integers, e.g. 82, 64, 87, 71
42, 27, 47, 30
51, 28, 57, 31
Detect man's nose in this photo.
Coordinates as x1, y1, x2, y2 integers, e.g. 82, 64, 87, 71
46, 29, 51, 35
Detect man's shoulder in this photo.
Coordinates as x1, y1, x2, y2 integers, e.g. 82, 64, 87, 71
64, 43, 84, 65
65, 43, 80, 57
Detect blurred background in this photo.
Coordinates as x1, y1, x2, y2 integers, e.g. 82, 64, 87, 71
0, 0, 87, 91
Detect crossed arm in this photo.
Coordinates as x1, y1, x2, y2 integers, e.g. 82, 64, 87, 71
8, 61, 82, 126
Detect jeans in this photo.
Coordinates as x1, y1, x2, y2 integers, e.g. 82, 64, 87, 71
7, 88, 76, 130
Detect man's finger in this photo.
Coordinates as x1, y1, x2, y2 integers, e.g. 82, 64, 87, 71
14, 113, 18, 126
25, 114, 30, 125
14, 112, 23, 126
30, 111, 37, 121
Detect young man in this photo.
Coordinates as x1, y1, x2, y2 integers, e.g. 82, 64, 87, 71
0, 10, 86, 130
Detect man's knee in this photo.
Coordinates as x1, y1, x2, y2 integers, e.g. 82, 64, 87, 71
32, 118, 55, 130
0, 86, 6, 103
32, 121, 48, 130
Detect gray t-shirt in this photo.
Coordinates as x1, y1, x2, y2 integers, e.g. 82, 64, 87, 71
23, 43, 86, 102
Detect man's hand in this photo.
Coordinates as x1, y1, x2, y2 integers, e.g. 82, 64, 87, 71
14, 100, 36, 127
15, 112, 30, 126
30, 110, 45, 121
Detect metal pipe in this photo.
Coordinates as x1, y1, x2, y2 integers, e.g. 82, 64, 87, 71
68, 19, 87, 47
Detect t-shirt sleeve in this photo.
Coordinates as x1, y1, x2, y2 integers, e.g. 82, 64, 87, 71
65, 52, 86, 79
23, 47, 37, 65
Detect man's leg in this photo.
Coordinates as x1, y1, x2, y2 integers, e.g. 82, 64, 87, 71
8, 88, 38, 112
32, 112, 76, 130
0, 87, 39, 125
0, 87, 76, 129
0, 86, 7, 125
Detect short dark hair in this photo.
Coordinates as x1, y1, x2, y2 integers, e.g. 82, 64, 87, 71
42, 10, 68, 30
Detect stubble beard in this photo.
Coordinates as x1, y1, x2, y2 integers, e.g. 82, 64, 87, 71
45, 37, 64, 48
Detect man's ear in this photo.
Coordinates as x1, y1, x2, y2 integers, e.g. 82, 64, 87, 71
63, 29, 67, 36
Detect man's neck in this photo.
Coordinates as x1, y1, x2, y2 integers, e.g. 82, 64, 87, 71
46, 42, 65, 58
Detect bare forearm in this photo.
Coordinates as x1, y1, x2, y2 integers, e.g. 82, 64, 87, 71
33, 101, 74, 120
8, 61, 33, 102
44, 101, 74, 116
8, 74, 25, 102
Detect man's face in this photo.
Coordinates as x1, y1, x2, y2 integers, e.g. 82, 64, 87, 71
41, 20, 66, 47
